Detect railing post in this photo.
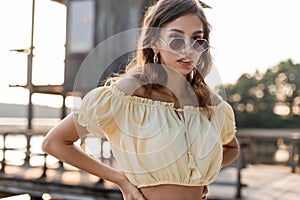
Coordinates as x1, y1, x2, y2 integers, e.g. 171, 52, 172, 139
235, 147, 242, 198
40, 152, 47, 179
0, 133, 7, 173
290, 141, 296, 173
235, 138, 249, 198
24, 133, 31, 168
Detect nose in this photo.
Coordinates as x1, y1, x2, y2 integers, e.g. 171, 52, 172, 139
181, 40, 194, 55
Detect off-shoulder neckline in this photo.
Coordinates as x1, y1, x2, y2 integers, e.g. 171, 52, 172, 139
105, 83, 227, 112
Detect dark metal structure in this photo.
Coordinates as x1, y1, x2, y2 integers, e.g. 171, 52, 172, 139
11, 0, 157, 129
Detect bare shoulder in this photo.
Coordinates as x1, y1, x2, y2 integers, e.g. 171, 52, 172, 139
115, 76, 144, 96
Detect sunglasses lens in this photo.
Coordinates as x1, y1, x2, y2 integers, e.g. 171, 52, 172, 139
193, 39, 208, 52
169, 38, 185, 51
164, 38, 209, 53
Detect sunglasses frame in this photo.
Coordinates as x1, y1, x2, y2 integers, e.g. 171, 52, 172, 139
159, 37, 209, 53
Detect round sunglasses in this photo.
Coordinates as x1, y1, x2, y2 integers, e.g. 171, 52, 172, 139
159, 37, 209, 53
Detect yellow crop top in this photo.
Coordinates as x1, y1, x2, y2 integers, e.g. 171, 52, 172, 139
74, 83, 236, 188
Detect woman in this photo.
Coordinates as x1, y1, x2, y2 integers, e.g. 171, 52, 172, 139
42, 0, 240, 199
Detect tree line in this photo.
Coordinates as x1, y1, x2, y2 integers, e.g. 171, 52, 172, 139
216, 59, 300, 128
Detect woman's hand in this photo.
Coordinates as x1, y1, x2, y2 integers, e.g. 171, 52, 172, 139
117, 175, 146, 200
222, 136, 240, 167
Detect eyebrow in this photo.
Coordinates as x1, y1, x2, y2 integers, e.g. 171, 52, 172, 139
168, 29, 204, 35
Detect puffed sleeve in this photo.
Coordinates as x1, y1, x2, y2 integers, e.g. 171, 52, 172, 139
220, 102, 237, 144
72, 86, 116, 137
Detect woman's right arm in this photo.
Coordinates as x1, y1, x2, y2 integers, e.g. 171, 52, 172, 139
42, 113, 146, 200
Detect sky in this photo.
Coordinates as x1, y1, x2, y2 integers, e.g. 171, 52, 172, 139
0, 0, 300, 106
0, 0, 66, 106
205, 0, 300, 84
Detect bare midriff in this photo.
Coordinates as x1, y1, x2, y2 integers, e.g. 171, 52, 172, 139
140, 184, 204, 200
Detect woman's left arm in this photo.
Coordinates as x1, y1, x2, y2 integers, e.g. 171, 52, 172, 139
222, 136, 240, 167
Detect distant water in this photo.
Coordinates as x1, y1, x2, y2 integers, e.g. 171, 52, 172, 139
0, 117, 60, 129
0, 103, 70, 118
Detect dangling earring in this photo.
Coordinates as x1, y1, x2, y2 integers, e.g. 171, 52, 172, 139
190, 69, 195, 79
153, 53, 159, 63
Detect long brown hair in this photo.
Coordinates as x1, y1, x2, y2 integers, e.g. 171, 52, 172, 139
108, 0, 213, 116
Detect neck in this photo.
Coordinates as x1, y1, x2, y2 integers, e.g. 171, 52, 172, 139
166, 77, 185, 96
164, 67, 191, 97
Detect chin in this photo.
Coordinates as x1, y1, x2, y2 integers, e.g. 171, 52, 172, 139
179, 72, 190, 78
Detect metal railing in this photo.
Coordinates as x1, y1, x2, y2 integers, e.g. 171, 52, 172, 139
0, 129, 122, 199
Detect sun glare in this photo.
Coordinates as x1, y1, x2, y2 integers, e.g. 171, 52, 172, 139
0, 0, 66, 107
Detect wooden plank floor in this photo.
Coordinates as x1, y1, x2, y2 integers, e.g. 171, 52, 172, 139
0, 165, 122, 200
208, 164, 300, 200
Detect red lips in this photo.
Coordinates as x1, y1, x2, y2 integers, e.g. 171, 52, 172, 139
177, 58, 193, 67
